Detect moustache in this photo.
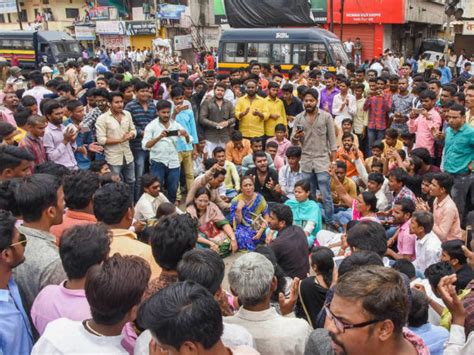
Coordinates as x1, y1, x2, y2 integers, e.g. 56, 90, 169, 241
328, 331, 347, 355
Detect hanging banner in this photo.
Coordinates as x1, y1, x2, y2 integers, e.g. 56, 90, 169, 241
99, 35, 130, 50
74, 25, 96, 40
125, 21, 156, 35
95, 21, 126, 35
156, 4, 187, 20
214, 0, 227, 25
310, 0, 327, 23
0, 0, 16, 14
89, 6, 110, 21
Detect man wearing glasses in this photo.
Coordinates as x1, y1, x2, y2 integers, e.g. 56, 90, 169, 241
324, 266, 429, 355
0, 210, 32, 355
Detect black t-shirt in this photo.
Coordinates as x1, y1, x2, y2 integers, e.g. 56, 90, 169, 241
295, 276, 329, 329
283, 96, 304, 117
245, 167, 281, 203
455, 264, 474, 292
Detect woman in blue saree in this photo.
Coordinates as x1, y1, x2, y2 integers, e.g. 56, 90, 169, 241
284, 179, 322, 248
230, 176, 269, 251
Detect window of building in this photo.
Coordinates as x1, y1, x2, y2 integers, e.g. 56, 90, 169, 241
246, 43, 270, 63
0, 14, 5, 24
20, 10, 27, 22
65, 8, 79, 19
223, 42, 245, 63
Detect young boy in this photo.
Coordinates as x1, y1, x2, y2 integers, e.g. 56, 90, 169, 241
19, 114, 47, 166
13, 108, 30, 144
364, 140, 385, 173
336, 118, 359, 148
193, 135, 208, 178
382, 128, 404, 157
266, 123, 291, 159
364, 77, 391, 150
266, 140, 284, 172
353, 83, 368, 155
213, 146, 239, 199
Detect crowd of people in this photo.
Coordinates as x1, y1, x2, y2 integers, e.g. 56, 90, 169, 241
0, 44, 473, 355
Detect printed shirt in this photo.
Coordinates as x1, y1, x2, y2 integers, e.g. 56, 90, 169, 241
19, 134, 47, 165
407, 108, 442, 157
393, 186, 416, 206
390, 93, 415, 133
363, 95, 391, 130
142, 119, 184, 169
0, 107, 17, 127
82, 107, 103, 138
125, 99, 157, 150
95, 110, 136, 166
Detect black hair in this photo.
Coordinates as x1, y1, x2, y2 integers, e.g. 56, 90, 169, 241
85, 254, 151, 325
66, 99, 83, 113
93, 182, 132, 225
43, 100, 63, 117
270, 203, 293, 226
60, 224, 110, 279
177, 249, 225, 295
119, 81, 133, 93
14, 174, 61, 223
137, 282, 223, 350
0, 180, 20, 216
108, 79, 120, 91
341, 132, 354, 142
0, 146, 34, 174
252, 150, 267, 163
368, 172, 384, 186
63, 170, 100, 210
392, 259, 416, 280
156, 202, 176, 219
274, 123, 286, 133
108, 91, 123, 102
310, 246, 335, 287
303, 88, 319, 101
14, 108, 32, 127
134, 80, 150, 91
424, 261, 454, 291
20, 95, 37, 108
170, 86, 185, 99
441, 240, 467, 265
336, 160, 347, 171
294, 179, 311, 192
385, 128, 399, 139
411, 148, 431, 165
346, 220, 387, 257
156, 99, 172, 111
141, 173, 159, 189
419, 89, 437, 100
449, 103, 466, 116
89, 160, 108, 173
93, 88, 110, 100
212, 146, 225, 156
408, 289, 429, 327
149, 214, 197, 270
268, 81, 280, 90
0, 209, 17, 251
57, 83, 75, 96
395, 198, 416, 215
0, 122, 16, 139
412, 211, 434, 234
371, 140, 385, 151
338, 250, 384, 277
388, 167, 408, 185
34, 161, 71, 179
361, 191, 378, 212
231, 130, 243, 141
281, 83, 294, 93
285, 145, 302, 158
266, 141, 278, 150
432, 172, 454, 194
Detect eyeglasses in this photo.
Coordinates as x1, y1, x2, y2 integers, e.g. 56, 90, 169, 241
9, 233, 27, 248
324, 304, 382, 333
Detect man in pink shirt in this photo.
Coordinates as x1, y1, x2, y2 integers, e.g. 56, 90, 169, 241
407, 90, 442, 157
386, 198, 417, 261
430, 173, 462, 241
30, 224, 110, 335
0, 92, 19, 127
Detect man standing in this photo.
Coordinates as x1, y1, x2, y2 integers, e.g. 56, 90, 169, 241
438, 58, 452, 85
390, 77, 414, 135
343, 38, 354, 59
199, 82, 235, 153
0, 210, 33, 354
95, 92, 136, 194
125, 82, 156, 201
319, 73, 340, 117
292, 89, 337, 227
269, 204, 310, 279
0, 92, 19, 127
22, 72, 52, 111
235, 80, 268, 139
354, 37, 363, 66
43, 101, 78, 170
442, 104, 474, 225
281, 83, 304, 129
13, 174, 67, 317
264, 81, 287, 139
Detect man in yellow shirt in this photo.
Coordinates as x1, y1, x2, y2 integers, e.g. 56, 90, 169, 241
264, 81, 287, 138
235, 79, 268, 138
382, 128, 404, 156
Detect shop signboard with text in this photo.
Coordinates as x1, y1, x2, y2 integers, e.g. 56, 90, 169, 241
125, 21, 156, 36
0, 0, 16, 14
96, 21, 126, 35
331, 0, 405, 24
75, 25, 96, 41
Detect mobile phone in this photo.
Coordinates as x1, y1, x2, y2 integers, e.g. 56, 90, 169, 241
296, 124, 304, 132
167, 130, 179, 137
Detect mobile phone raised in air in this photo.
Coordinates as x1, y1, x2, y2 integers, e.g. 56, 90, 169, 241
167, 130, 179, 137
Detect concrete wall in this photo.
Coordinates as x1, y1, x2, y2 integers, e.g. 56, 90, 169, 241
405, 0, 445, 25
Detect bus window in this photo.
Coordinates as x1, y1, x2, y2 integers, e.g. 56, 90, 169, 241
308, 43, 329, 65
292, 44, 307, 65
272, 43, 291, 64
247, 43, 270, 63
223, 43, 245, 63
329, 42, 349, 65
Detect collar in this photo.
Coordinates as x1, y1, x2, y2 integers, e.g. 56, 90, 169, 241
400, 219, 411, 232
418, 231, 437, 245
435, 195, 450, 208
235, 306, 279, 322
59, 280, 86, 297
0, 277, 16, 302
18, 225, 56, 243
65, 210, 97, 222
47, 122, 63, 131
110, 228, 137, 240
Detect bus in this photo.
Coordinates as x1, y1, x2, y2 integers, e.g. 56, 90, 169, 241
0, 31, 81, 69
217, 27, 349, 74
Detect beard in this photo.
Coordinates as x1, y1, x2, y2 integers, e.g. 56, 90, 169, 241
305, 105, 316, 113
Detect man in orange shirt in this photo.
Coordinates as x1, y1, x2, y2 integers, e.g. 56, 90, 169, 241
335, 132, 364, 179
50, 170, 98, 244
225, 130, 252, 173
151, 58, 161, 77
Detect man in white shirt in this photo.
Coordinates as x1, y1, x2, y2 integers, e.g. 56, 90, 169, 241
343, 38, 354, 58
22, 72, 52, 112
279, 146, 304, 199
410, 211, 441, 273
32, 254, 151, 354
225, 253, 312, 355
80, 59, 96, 84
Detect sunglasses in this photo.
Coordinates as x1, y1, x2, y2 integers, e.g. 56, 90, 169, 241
9, 233, 27, 248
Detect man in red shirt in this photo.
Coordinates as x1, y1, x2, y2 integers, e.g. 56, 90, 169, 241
151, 58, 161, 77
206, 52, 215, 70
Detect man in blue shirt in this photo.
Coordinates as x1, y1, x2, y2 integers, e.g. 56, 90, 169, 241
438, 58, 452, 85
125, 81, 157, 201
0, 210, 33, 354
442, 103, 474, 225
170, 86, 198, 200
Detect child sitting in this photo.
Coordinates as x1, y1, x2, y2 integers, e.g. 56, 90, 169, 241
266, 123, 291, 159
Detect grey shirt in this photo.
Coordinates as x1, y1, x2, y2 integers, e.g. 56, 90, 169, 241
291, 109, 337, 173
199, 97, 235, 142
13, 225, 66, 316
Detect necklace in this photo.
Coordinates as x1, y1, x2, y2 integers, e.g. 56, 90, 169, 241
83, 320, 104, 337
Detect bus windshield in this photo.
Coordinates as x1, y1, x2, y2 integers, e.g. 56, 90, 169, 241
329, 42, 349, 65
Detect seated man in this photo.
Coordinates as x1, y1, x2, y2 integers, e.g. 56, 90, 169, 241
137, 282, 258, 355
241, 137, 274, 175
335, 132, 364, 179
32, 254, 150, 354
226, 253, 312, 354
331, 161, 357, 226
224, 130, 252, 172
279, 146, 304, 200
245, 151, 282, 203
213, 146, 240, 200
335, 118, 359, 148
440, 240, 474, 292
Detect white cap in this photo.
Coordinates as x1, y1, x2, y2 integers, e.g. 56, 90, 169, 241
41, 66, 53, 74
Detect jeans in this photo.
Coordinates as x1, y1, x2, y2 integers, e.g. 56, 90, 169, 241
367, 129, 386, 156
450, 172, 474, 227
132, 148, 149, 201
302, 171, 334, 224
150, 161, 180, 203
109, 161, 135, 197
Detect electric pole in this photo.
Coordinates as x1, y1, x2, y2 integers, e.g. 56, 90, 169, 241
340, 0, 345, 39
329, 0, 334, 32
